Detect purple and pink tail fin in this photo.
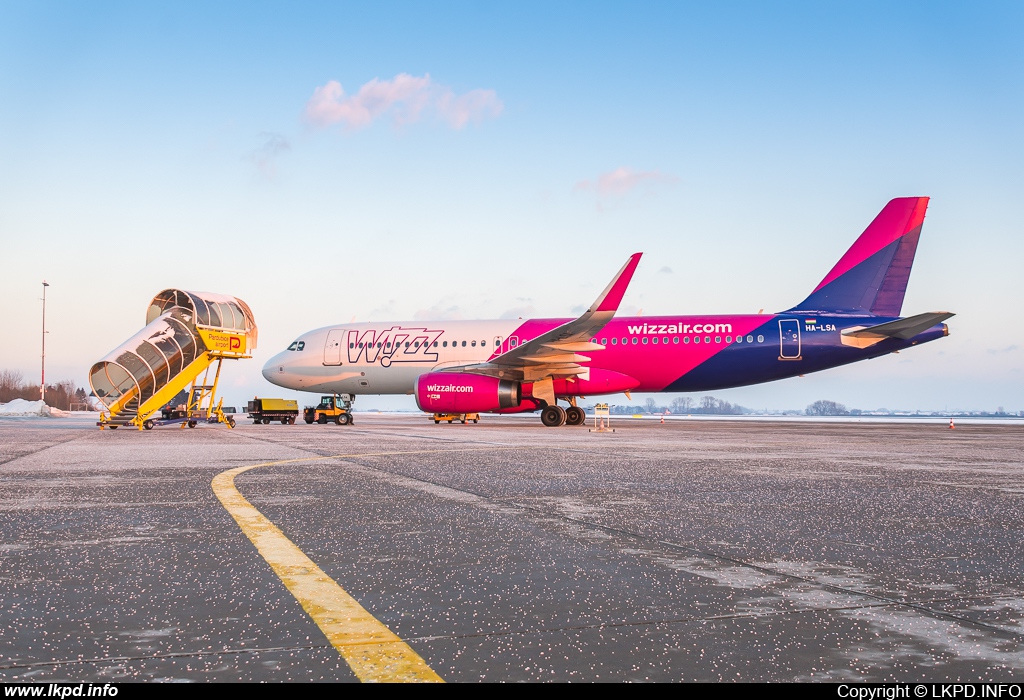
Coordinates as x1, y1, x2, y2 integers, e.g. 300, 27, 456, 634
789, 197, 929, 316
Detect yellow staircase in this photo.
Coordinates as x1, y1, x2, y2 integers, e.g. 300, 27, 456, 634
89, 290, 257, 430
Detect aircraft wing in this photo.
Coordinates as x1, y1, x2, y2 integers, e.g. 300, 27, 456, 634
441, 253, 642, 400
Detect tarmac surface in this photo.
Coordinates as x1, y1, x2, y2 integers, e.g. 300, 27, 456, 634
1, 413, 1023, 682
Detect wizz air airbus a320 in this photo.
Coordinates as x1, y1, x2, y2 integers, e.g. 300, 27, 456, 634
263, 197, 953, 426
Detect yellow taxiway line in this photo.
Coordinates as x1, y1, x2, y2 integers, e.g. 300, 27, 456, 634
213, 450, 469, 683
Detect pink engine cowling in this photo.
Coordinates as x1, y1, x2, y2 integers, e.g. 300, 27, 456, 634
415, 373, 521, 414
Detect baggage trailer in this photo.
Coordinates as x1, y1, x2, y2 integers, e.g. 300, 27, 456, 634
432, 413, 480, 424
247, 398, 299, 425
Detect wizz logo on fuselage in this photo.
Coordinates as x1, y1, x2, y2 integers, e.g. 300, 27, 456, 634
347, 327, 443, 367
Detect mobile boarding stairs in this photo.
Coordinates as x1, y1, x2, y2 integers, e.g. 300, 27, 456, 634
89, 289, 257, 430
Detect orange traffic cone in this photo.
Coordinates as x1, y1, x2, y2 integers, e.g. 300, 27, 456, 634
949, 417, 955, 430
660, 414, 665, 424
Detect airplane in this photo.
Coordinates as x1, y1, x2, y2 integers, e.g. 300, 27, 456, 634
262, 197, 953, 427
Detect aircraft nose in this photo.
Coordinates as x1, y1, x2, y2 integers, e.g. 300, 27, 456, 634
262, 352, 288, 386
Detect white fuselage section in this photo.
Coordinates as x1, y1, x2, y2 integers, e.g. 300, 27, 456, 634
262, 320, 526, 395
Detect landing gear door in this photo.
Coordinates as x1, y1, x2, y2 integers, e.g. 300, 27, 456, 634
324, 329, 344, 366
778, 319, 801, 360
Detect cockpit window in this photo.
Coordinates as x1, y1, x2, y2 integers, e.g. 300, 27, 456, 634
288, 342, 298, 351
296, 341, 305, 351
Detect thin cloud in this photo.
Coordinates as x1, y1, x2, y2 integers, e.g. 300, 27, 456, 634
575, 167, 677, 198
413, 302, 463, 321
304, 73, 502, 130
499, 305, 535, 319
249, 132, 290, 176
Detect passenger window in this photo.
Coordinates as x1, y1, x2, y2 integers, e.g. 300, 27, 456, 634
757, 335, 764, 343
622, 337, 627, 345
736, 336, 742, 344
611, 338, 617, 345
405, 342, 410, 348
495, 339, 500, 346
642, 337, 649, 345
471, 341, 477, 347
747, 335, 753, 343
349, 343, 354, 349
443, 341, 447, 347
705, 336, 711, 343
726, 336, 732, 343
631, 337, 638, 345
288, 342, 297, 351
601, 338, 608, 345
673, 337, 679, 344
652, 337, 658, 345
434, 341, 439, 347
715, 336, 721, 343
462, 341, 467, 347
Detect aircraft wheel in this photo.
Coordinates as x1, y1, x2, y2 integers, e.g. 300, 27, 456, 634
109, 425, 118, 430
541, 405, 566, 427
565, 406, 585, 426
143, 420, 154, 430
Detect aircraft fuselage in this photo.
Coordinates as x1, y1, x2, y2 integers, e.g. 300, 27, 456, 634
262, 313, 948, 397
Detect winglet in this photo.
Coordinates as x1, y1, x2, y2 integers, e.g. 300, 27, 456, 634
590, 253, 642, 314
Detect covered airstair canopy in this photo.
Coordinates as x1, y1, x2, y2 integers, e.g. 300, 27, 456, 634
89, 290, 257, 427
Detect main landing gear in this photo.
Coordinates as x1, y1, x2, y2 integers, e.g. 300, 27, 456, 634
540, 404, 587, 427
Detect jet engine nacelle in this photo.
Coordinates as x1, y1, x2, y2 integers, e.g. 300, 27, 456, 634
415, 373, 521, 414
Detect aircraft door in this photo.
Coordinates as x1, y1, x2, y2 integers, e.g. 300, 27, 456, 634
324, 329, 344, 366
778, 319, 801, 360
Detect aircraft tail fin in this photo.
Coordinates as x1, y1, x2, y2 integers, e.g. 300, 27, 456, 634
789, 197, 929, 316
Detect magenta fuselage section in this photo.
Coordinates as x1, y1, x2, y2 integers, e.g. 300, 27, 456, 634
502, 313, 946, 395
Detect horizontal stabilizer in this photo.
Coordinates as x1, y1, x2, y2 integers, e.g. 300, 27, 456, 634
840, 312, 954, 348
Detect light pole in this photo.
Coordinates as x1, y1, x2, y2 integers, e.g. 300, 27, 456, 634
41, 281, 49, 402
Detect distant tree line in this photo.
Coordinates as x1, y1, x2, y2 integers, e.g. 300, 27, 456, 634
805, 399, 847, 416
0, 369, 84, 410
606, 395, 749, 415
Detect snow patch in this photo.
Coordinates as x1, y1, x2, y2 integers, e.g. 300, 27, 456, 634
0, 399, 69, 417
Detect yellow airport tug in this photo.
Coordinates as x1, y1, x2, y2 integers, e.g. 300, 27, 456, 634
304, 394, 354, 425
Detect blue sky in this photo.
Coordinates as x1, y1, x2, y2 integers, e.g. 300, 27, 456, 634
1, 1, 1021, 411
